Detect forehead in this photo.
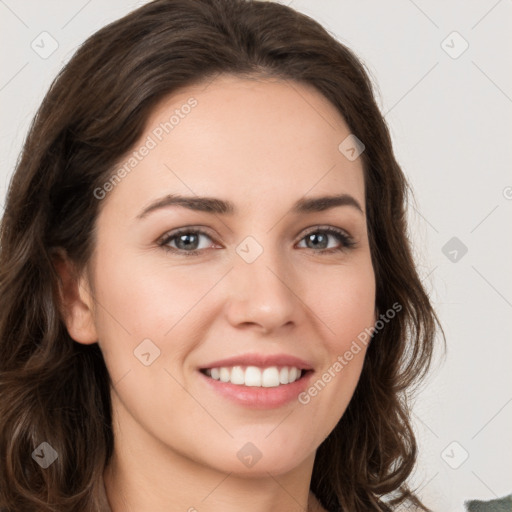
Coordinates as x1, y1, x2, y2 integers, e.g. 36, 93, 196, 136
102, 74, 365, 219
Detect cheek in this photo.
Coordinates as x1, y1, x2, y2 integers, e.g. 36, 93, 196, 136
91, 245, 228, 382
295, 258, 375, 432
90, 251, 210, 422
90, 249, 184, 362
306, 257, 376, 345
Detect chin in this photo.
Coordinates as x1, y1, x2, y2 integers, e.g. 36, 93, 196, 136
203, 440, 314, 478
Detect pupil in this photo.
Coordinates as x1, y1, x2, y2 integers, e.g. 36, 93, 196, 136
178, 233, 197, 250
308, 233, 327, 249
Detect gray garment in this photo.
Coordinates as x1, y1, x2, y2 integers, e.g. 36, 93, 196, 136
464, 493, 512, 512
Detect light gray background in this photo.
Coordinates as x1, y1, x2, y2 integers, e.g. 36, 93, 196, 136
1, 1, 511, 510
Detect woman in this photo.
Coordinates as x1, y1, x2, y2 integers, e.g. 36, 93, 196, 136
0, 0, 443, 510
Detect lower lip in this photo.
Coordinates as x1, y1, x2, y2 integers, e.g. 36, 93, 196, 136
198, 370, 314, 409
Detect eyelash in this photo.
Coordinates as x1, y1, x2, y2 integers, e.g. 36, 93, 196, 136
157, 225, 356, 256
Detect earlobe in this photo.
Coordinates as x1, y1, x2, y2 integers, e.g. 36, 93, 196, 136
52, 248, 98, 345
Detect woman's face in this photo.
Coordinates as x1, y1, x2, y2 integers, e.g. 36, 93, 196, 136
73, 74, 376, 477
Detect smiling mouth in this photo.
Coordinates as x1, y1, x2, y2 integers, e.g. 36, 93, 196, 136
199, 365, 312, 388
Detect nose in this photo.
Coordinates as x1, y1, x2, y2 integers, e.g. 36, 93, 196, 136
223, 241, 302, 335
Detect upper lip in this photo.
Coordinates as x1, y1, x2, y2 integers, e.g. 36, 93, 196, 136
199, 353, 314, 371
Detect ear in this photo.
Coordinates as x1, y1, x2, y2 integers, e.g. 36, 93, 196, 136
52, 248, 98, 345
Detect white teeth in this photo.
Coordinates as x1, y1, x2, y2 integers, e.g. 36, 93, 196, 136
219, 367, 230, 382
244, 366, 262, 387
203, 365, 304, 387
261, 367, 280, 387
230, 366, 245, 385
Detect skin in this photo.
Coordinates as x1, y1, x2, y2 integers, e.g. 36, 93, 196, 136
56, 74, 376, 512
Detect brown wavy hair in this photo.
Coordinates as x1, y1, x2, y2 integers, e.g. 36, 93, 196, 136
0, 0, 444, 510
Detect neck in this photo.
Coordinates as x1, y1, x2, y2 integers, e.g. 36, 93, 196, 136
103, 398, 324, 512
103, 454, 322, 512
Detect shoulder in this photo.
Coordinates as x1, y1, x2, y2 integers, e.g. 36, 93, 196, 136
464, 493, 512, 511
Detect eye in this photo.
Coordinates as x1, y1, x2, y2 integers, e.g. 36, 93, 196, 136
158, 227, 217, 256
296, 226, 356, 254
158, 225, 356, 256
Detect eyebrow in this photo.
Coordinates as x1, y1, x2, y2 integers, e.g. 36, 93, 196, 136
136, 192, 364, 220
